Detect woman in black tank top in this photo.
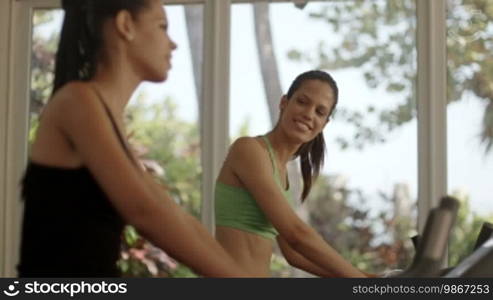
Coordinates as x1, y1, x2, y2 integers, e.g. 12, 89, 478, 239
19, 88, 132, 277
18, 0, 249, 278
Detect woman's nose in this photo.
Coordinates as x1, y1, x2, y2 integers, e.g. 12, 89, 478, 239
301, 107, 314, 120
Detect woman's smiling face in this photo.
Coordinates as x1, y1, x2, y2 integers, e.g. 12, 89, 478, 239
279, 79, 335, 143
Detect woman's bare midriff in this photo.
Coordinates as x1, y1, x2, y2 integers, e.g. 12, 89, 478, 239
216, 226, 274, 277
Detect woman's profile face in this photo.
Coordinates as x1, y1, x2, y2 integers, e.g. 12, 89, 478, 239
279, 79, 335, 143
128, 0, 177, 82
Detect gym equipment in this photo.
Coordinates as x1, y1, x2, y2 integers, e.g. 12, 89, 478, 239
444, 222, 493, 277
396, 196, 459, 277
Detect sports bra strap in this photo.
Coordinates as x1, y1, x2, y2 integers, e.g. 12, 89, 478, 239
261, 135, 279, 176
261, 135, 290, 191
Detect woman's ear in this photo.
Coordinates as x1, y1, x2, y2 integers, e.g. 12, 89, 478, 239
279, 95, 288, 111
115, 10, 136, 42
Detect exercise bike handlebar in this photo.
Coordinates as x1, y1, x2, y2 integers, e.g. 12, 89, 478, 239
396, 196, 459, 278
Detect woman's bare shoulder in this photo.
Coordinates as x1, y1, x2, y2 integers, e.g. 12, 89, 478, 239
229, 136, 266, 158
50, 81, 96, 108
47, 82, 106, 125
226, 136, 272, 177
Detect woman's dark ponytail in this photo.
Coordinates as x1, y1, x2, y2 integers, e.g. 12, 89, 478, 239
286, 70, 339, 202
296, 132, 326, 201
52, 0, 96, 95
52, 0, 150, 96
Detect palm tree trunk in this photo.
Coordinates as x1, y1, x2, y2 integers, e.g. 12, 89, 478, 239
185, 5, 204, 116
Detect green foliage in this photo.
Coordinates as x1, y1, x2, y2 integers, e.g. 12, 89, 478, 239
266, 174, 416, 276
33, 10, 55, 26
123, 225, 141, 247
305, 174, 415, 273
122, 97, 204, 276
168, 265, 199, 278
126, 95, 202, 217
31, 10, 60, 115
117, 256, 153, 278
118, 225, 184, 277
28, 115, 40, 147
448, 190, 493, 266
269, 254, 292, 278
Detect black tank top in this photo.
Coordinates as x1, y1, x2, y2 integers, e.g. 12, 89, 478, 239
18, 87, 134, 277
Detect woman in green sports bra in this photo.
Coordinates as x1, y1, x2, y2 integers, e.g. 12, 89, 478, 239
215, 70, 372, 277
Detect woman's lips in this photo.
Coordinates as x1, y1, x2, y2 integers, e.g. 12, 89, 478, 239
294, 120, 311, 131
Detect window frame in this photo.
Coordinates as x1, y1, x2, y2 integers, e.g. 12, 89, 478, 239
0, 0, 448, 276
416, 0, 447, 234
2, 0, 35, 277
0, 0, 12, 278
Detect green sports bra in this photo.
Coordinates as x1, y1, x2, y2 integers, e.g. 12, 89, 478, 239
215, 135, 294, 240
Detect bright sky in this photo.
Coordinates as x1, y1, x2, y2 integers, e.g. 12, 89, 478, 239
36, 2, 493, 217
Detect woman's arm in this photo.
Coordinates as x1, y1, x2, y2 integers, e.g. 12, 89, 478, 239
277, 236, 376, 278
141, 171, 242, 276
55, 83, 249, 277
228, 137, 366, 278
277, 236, 336, 277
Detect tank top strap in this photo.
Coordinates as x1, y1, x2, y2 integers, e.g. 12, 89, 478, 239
91, 85, 138, 167
261, 135, 280, 178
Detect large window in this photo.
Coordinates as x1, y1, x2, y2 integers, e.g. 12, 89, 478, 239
230, 4, 271, 139
3, 0, 491, 277
446, 0, 493, 265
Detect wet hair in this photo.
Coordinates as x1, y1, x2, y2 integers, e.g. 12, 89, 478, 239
52, 0, 151, 95
285, 70, 339, 202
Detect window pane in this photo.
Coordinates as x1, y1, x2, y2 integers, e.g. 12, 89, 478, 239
29, 9, 63, 144
230, 4, 272, 139
446, 0, 493, 266
231, 0, 417, 277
